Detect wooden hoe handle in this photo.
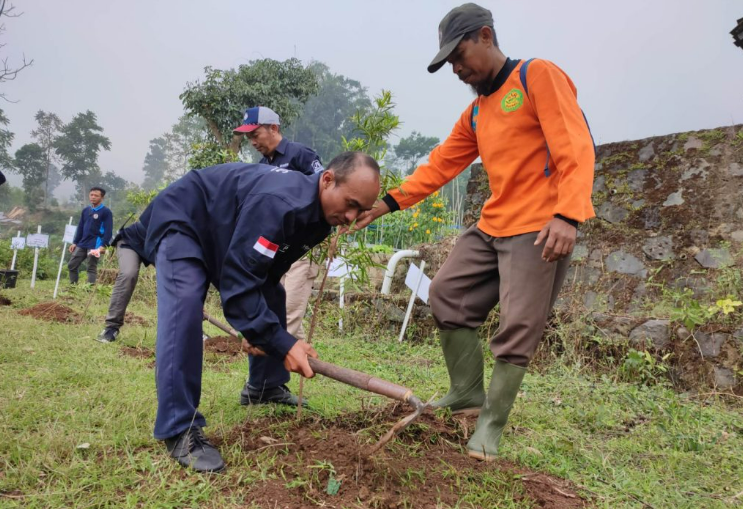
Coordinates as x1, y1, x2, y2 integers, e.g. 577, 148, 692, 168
203, 310, 416, 405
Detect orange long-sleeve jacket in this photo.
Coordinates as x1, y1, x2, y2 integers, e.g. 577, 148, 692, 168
386, 58, 595, 237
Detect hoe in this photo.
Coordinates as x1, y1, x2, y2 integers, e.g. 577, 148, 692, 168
203, 311, 429, 453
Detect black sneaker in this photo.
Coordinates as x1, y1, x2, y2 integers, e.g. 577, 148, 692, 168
164, 426, 225, 473
240, 382, 308, 407
96, 328, 119, 343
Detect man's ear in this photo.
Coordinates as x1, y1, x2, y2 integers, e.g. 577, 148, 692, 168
480, 26, 494, 45
321, 169, 335, 188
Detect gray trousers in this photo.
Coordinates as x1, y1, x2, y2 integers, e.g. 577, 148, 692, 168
104, 243, 142, 330
68, 246, 100, 284
429, 226, 570, 367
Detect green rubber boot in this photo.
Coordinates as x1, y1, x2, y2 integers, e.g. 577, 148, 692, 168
466, 359, 526, 461
432, 328, 485, 413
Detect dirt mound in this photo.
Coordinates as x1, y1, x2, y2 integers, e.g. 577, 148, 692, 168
220, 404, 587, 508
204, 335, 244, 358
0, 295, 11, 306
124, 312, 149, 327
120, 345, 154, 360
18, 302, 79, 323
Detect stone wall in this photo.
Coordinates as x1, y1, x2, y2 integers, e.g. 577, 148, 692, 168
440, 125, 743, 391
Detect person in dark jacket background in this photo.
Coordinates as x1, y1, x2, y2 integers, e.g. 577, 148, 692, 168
68, 186, 113, 284
96, 212, 151, 343
234, 106, 326, 406
142, 151, 380, 473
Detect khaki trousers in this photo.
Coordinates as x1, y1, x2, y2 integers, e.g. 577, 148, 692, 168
280, 257, 319, 340
429, 226, 570, 367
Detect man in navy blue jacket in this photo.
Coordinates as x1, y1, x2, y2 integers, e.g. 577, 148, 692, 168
234, 106, 326, 406
68, 187, 113, 284
141, 151, 379, 473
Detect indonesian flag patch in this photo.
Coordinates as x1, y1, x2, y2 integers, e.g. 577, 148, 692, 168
253, 236, 279, 259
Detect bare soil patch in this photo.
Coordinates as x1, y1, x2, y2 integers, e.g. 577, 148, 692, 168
120, 345, 154, 360
18, 302, 79, 323
219, 404, 588, 508
204, 335, 244, 358
0, 295, 11, 306
124, 311, 149, 327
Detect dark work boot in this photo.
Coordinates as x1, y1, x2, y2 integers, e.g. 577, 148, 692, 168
240, 382, 308, 407
164, 426, 225, 473
466, 359, 526, 462
432, 328, 485, 413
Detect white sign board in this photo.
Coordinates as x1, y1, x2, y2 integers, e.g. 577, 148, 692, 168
327, 257, 356, 278
26, 233, 50, 249
404, 262, 431, 304
10, 237, 26, 250
63, 224, 77, 244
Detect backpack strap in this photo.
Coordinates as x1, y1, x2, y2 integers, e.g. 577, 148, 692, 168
469, 98, 480, 133
520, 59, 551, 176
519, 58, 597, 178
519, 58, 535, 96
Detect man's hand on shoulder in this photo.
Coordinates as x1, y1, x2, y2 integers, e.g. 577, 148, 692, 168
534, 217, 576, 262
283, 340, 318, 378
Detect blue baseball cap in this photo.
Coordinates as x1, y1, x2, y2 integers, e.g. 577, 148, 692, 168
234, 106, 281, 133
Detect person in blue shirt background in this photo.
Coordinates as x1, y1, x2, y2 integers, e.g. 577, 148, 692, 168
139, 151, 380, 472
68, 186, 113, 284
233, 106, 327, 407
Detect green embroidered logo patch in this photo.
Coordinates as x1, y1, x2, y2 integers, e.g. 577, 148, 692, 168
501, 88, 524, 112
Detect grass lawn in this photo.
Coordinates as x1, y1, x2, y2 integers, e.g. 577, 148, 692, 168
0, 279, 741, 508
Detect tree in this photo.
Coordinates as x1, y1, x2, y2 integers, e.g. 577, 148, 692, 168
393, 131, 440, 175
0, 107, 12, 171
99, 170, 131, 213
283, 62, 372, 163
163, 115, 207, 180
53, 110, 111, 202
30, 110, 63, 207
179, 58, 319, 159
0, 1, 33, 102
142, 136, 168, 190
13, 143, 45, 210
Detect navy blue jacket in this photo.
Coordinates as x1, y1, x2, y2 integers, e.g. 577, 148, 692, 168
142, 163, 331, 358
117, 208, 152, 265
73, 204, 113, 250
260, 138, 324, 176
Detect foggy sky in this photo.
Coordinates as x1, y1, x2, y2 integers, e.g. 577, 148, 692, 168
3, 0, 743, 198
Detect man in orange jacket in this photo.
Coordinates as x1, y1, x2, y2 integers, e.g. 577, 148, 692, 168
355, 3, 595, 461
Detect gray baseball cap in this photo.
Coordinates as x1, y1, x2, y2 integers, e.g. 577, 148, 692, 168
427, 3, 494, 73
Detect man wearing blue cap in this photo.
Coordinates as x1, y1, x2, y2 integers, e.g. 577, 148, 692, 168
233, 106, 325, 407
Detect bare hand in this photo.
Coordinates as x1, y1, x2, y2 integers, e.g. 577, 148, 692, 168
240, 337, 266, 356
68, 244, 76, 254
534, 218, 576, 262
351, 199, 390, 232
283, 340, 318, 378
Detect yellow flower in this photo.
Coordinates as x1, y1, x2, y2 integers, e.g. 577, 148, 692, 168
413, 212, 419, 218
433, 191, 439, 196
413, 222, 418, 227
426, 229, 431, 234
408, 227, 413, 231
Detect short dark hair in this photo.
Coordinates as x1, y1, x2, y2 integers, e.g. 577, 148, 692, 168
327, 151, 380, 184
462, 25, 498, 47
90, 186, 106, 196
260, 124, 280, 133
